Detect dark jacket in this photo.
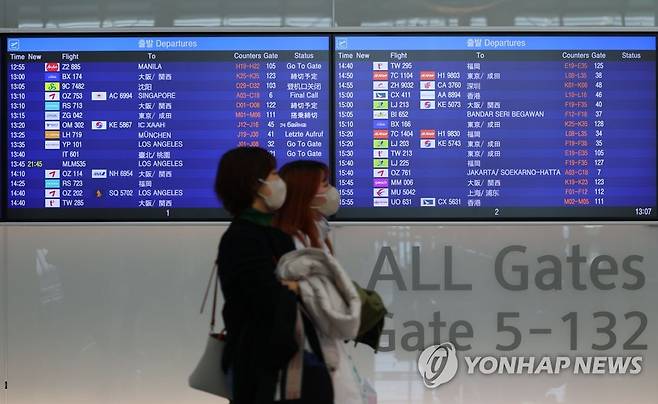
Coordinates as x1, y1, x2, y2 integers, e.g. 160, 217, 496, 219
217, 214, 298, 404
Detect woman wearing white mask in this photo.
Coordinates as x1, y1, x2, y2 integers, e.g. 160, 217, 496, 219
274, 160, 364, 404
214, 148, 333, 404
273, 160, 339, 253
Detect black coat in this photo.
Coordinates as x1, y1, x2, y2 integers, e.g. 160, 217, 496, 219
217, 217, 298, 404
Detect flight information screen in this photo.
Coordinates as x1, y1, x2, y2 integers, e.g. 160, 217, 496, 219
334, 35, 657, 220
6, 35, 329, 220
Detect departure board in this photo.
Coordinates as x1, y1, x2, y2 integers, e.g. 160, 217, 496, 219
334, 35, 658, 220
6, 35, 329, 220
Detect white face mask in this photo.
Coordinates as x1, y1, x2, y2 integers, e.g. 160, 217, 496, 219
258, 177, 287, 211
313, 185, 340, 217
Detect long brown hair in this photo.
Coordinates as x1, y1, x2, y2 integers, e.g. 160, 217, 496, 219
274, 160, 329, 248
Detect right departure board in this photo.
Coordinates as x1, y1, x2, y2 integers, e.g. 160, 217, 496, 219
333, 35, 657, 220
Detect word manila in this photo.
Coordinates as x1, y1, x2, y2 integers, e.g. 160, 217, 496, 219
367, 244, 645, 291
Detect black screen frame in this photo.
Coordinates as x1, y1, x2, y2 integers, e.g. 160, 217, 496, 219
330, 30, 658, 223
1, 29, 656, 223
2, 31, 332, 222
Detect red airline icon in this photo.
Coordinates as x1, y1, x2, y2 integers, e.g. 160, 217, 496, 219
372, 71, 388, 80
45, 63, 60, 72
420, 129, 436, 139
48, 170, 57, 177
373, 129, 389, 139
420, 71, 436, 80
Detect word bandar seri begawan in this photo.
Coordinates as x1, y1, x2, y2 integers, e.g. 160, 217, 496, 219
334, 35, 657, 220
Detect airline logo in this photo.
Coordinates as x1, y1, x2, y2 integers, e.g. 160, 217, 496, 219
420, 90, 435, 100
373, 198, 389, 207
373, 110, 389, 119
45, 169, 60, 179
373, 91, 388, 100
44, 102, 60, 111
373, 62, 388, 71
373, 71, 388, 81
44, 73, 60, 81
421, 81, 436, 90
373, 100, 389, 110
45, 189, 60, 198
45, 82, 60, 91
45, 62, 60, 72
373, 149, 389, 158
420, 71, 436, 80
91, 91, 107, 101
373, 81, 389, 90
44, 179, 60, 188
421, 139, 436, 148
45, 111, 60, 120
91, 169, 108, 179
373, 169, 389, 178
373, 188, 389, 197
420, 129, 436, 139
373, 139, 389, 149
44, 131, 60, 140
45, 199, 61, 208
45, 140, 60, 150
373, 178, 389, 187
373, 129, 389, 139
92, 120, 107, 130
45, 92, 60, 101
45, 121, 60, 130
420, 100, 436, 110
373, 120, 389, 129
373, 159, 389, 168
421, 198, 437, 207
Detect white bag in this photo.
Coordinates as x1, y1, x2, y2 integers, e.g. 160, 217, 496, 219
332, 344, 378, 404
188, 332, 232, 399
332, 344, 363, 404
188, 264, 233, 399
361, 376, 377, 404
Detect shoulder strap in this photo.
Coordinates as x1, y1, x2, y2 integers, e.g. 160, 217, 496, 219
200, 263, 220, 333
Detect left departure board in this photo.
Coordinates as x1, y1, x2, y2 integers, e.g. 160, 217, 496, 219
5, 35, 330, 220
